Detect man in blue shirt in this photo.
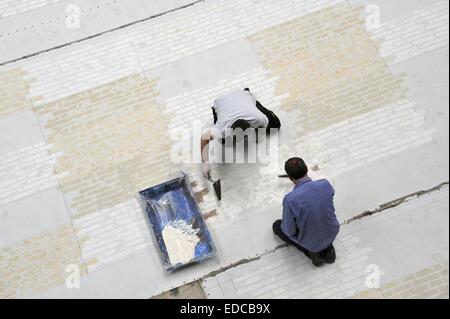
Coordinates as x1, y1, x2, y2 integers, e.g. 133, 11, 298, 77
273, 158, 340, 267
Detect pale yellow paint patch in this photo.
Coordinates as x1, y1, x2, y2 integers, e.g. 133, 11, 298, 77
35, 74, 171, 218
0, 68, 32, 117
248, 3, 405, 133
0, 225, 85, 299
352, 263, 449, 299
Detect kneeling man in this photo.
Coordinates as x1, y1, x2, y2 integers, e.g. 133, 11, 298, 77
273, 158, 340, 267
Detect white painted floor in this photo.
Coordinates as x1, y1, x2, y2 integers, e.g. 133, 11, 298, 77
0, 0, 448, 299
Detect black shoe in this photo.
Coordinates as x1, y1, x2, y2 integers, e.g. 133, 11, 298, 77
322, 245, 336, 264
309, 252, 325, 267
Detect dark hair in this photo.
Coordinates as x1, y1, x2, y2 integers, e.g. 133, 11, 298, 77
285, 157, 308, 180
231, 119, 252, 131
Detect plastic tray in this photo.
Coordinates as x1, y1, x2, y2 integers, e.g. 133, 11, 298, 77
138, 173, 216, 272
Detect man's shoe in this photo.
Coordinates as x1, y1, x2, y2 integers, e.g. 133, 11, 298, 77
309, 252, 325, 267
322, 245, 336, 264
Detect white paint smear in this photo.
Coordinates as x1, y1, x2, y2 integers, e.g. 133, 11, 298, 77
162, 221, 200, 266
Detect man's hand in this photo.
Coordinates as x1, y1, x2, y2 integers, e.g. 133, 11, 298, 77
202, 162, 211, 179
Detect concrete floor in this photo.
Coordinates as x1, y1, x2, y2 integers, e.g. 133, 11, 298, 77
152, 282, 206, 299
0, 0, 448, 299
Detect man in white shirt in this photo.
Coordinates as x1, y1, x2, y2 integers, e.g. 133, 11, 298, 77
201, 88, 281, 178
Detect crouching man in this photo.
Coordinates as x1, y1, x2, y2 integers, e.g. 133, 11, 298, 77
201, 88, 281, 178
273, 158, 340, 267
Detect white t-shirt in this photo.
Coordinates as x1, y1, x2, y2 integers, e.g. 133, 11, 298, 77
212, 90, 268, 138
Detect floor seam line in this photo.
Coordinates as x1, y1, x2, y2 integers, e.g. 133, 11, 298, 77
196, 182, 449, 282
343, 181, 449, 224
0, 0, 206, 67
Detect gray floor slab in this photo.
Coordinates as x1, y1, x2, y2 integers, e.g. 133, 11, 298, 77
145, 38, 262, 102
0, 111, 44, 156
0, 188, 71, 248
347, 0, 443, 23
0, 0, 197, 64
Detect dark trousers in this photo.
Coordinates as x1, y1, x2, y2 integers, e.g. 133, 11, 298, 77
272, 220, 310, 257
273, 220, 336, 266
212, 101, 280, 129
255, 100, 281, 131
212, 100, 281, 145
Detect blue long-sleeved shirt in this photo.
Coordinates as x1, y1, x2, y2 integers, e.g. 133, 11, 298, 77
281, 177, 340, 253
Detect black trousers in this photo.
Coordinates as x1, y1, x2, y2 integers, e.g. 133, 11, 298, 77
212, 100, 281, 130
273, 219, 337, 265
212, 100, 281, 146
272, 220, 311, 257
255, 100, 281, 131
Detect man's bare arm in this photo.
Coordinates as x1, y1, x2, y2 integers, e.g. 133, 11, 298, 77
201, 130, 212, 163
201, 130, 213, 178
